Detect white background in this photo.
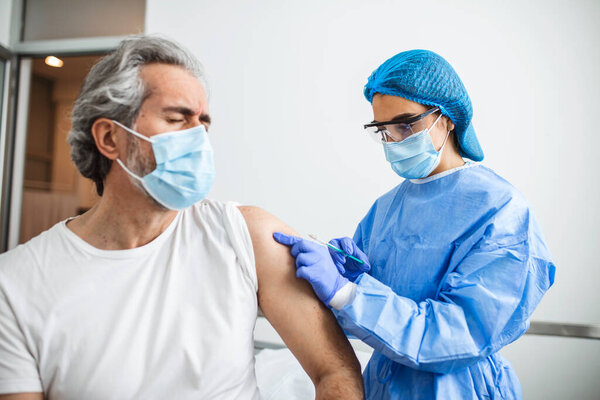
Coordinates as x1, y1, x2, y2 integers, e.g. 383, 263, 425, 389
146, 1, 599, 398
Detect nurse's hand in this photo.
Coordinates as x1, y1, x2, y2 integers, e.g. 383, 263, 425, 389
273, 232, 349, 305
328, 237, 371, 282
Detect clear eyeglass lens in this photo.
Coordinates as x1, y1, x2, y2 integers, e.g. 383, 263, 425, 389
365, 124, 415, 143
384, 123, 414, 142
365, 126, 381, 143
365, 126, 386, 143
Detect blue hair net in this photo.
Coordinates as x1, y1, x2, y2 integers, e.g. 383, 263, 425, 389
364, 50, 484, 161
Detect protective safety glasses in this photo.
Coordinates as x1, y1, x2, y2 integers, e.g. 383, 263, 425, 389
363, 107, 440, 143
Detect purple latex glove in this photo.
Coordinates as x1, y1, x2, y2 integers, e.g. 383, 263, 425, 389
328, 237, 371, 282
273, 232, 349, 305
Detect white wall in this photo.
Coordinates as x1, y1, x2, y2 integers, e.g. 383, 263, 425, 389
146, 1, 600, 398
0, 0, 12, 48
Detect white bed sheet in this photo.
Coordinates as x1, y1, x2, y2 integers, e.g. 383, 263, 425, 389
255, 347, 372, 399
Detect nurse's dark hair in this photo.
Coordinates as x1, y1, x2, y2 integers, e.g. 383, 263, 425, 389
68, 35, 206, 196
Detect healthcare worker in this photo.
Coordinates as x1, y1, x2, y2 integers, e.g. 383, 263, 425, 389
274, 50, 556, 399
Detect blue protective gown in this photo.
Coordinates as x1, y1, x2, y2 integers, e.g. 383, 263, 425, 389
334, 164, 555, 399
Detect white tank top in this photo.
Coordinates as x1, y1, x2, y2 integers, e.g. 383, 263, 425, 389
0, 200, 260, 399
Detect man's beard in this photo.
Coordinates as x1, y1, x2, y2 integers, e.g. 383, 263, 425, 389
125, 134, 168, 210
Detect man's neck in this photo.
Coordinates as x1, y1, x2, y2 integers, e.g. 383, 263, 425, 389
66, 181, 178, 251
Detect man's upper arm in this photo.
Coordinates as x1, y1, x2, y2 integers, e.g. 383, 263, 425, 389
239, 206, 362, 389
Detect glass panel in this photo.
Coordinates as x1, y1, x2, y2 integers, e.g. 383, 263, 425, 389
19, 55, 101, 244
24, 74, 55, 186
23, 0, 145, 41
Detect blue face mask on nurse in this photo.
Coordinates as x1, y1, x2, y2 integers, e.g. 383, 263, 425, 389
274, 49, 555, 400
365, 101, 455, 179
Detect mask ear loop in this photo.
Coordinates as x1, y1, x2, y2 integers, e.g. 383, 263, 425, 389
112, 119, 154, 182
112, 120, 154, 182
115, 158, 144, 182
112, 120, 156, 143
437, 129, 451, 152
428, 113, 451, 152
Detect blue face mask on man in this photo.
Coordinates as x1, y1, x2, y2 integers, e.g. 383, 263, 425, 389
113, 120, 215, 210
383, 114, 450, 180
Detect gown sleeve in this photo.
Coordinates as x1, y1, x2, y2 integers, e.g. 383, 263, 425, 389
335, 198, 556, 374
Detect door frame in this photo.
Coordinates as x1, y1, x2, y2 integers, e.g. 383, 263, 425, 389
0, 37, 125, 251
0, 43, 17, 251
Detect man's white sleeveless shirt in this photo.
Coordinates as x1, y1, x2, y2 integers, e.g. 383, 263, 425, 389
0, 200, 260, 399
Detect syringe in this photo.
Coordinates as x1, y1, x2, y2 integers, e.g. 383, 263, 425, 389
308, 234, 365, 265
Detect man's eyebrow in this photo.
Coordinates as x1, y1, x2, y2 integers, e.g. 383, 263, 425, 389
162, 107, 211, 124
162, 106, 197, 115
200, 113, 211, 125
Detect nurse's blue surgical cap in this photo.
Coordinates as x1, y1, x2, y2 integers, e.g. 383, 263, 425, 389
364, 50, 484, 161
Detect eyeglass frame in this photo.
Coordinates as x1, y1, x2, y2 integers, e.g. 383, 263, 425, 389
363, 107, 441, 141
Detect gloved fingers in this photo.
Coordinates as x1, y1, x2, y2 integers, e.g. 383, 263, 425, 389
290, 238, 319, 257
357, 263, 371, 273
274, 233, 319, 259
331, 237, 370, 271
332, 237, 364, 262
295, 252, 319, 268
329, 238, 343, 250
295, 265, 312, 282
328, 246, 347, 265
273, 232, 302, 247
334, 263, 346, 275
355, 249, 370, 266
328, 239, 347, 262
329, 237, 353, 257
343, 238, 370, 267
338, 237, 355, 255
358, 260, 371, 272
327, 248, 347, 275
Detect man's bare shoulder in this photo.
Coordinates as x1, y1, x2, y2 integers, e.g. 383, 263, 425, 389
238, 205, 289, 229
238, 206, 297, 252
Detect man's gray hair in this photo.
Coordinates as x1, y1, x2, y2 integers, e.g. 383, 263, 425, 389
68, 35, 205, 196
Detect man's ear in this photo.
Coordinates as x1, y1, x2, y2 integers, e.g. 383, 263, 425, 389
91, 118, 122, 161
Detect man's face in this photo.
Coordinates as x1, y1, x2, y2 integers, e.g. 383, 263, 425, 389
122, 63, 211, 198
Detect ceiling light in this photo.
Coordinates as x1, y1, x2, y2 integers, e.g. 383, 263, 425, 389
44, 56, 64, 68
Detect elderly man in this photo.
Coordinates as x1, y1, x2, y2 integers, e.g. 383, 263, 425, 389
0, 36, 363, 399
